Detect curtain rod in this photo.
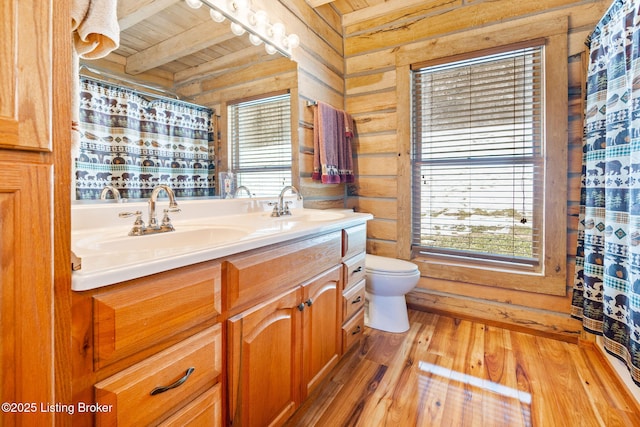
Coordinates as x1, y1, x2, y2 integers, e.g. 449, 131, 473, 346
78, 64, 212, 112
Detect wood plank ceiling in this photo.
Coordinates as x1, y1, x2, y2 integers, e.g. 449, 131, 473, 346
82, 0, 396, 90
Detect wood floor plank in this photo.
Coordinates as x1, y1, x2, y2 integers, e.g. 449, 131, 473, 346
536, 335, 601, 425
509, 331, 545, 427
285, 310, 640, 427
363, 323, 424, 425
573, 343, 640, 427
439, 318, 479, 427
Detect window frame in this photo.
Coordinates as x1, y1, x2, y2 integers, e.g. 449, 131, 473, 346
411, 43, 545, 270
395, 18, 568, 296
223, 91, 294, 197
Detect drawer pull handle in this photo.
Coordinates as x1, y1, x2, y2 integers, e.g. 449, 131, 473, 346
352, 296, 362, 304
353, 266, 363, 274
351, 325, 362, 335
150, 367, 195, 396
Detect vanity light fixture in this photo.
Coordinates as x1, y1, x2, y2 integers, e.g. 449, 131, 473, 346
184, 0, 300, 57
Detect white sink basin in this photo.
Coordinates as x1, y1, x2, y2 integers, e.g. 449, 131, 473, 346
267, 210, 346, 222
303, 210, 346, 221
75, 225, 251, 253
71, 200, 373, 291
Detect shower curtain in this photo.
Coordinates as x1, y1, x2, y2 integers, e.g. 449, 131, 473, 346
75, 77, 215, 199
571, 0, 640, 386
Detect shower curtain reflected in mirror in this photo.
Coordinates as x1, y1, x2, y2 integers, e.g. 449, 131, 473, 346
75, 77, 215, 200
572, 0, 640, 387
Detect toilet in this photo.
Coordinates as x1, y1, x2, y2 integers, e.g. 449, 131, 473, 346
364, 254, 420, 333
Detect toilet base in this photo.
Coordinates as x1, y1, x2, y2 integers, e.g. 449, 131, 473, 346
364, 292, 410, 333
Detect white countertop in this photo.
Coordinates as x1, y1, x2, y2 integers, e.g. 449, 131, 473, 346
71, 197, 372, 291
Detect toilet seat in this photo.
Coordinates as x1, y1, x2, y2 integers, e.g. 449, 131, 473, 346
365, 254, 418, 276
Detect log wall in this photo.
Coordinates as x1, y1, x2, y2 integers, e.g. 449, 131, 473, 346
107, 0, 611, 338
342, 0, 611, 340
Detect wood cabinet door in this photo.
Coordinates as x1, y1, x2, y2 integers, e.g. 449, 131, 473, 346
301, 265, 342, 399
228, 287, 303, 427
0, 0, 52, 151
0, 163, 53, 425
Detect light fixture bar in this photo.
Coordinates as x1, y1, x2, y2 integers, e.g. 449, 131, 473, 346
186, 0, 299, 58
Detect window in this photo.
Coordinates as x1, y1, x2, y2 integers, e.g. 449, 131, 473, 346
412, 45, 544, 270
228, 93, 292, 197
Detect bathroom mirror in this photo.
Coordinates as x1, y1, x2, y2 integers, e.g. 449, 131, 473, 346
75, 0, 297, 202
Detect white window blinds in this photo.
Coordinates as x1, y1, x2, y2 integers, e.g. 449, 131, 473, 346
228, 93, 292, 197
411, 46, 544, 266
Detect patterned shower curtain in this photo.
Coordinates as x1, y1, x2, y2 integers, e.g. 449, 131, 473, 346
75, 77, 215, 199
571, 0, 640, 387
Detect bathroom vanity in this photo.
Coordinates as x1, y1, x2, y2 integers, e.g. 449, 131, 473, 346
70, 198, 371, 426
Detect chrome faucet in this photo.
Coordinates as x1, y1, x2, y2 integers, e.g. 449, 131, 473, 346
233, 185, 253, 198
148, 184, 180, 229
270, 185, 303, 217
100, 185, 122, 202
119, 184, 180, 236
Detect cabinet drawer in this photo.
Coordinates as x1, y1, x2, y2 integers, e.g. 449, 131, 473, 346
343, 279, 365, 322
95, 325, 221, 427
157, 384, 221, 427
342, 224, 366, 259
225, 231, 341, 314
342, 309, 364, 353
92, 262, 221, 370
343, 252, 365, 291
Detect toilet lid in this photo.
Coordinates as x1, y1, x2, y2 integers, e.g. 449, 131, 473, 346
365, 254, 419, 274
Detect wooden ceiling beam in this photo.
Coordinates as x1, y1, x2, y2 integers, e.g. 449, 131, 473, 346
305, 0, 335, 7
117, 0, 181, 31
342, 0, 427, 27
125, 21, 236, 75
174, 45, 269, 83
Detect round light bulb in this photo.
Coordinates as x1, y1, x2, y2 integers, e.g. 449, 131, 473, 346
185, 0, 203, 9
265, 44, 277, 55
254, 10, 268, 27
286, 34, 300, 49
271, 22, 285, 38
230, 22, 246, 36
209, 9, 225, 23
249, 34, 262, 46
228, 0, 248, 12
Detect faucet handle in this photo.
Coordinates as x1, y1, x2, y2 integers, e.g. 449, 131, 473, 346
268, 202, 280, 217
282, 201, 293, 215
119, 210, 143, 219
119, 211, 146, 236
161, 207, 181, 229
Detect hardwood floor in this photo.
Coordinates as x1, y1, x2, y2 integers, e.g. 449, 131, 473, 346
285, 310, 640, 427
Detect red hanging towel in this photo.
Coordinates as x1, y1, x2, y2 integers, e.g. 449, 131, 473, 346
312, 102, 354, 184
341, 111, 355, 183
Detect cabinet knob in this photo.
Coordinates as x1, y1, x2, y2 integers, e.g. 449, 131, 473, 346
297, 303, 305, 311
150, 367, 195, 395
305, 298, 313, 307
